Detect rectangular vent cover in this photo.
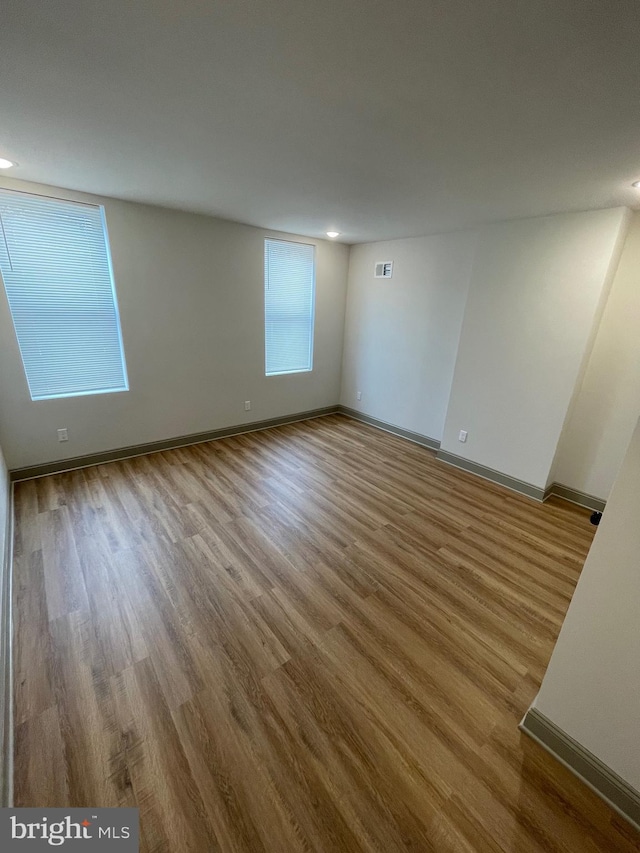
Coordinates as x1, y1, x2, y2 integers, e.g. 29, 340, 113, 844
374, 261, 393, 278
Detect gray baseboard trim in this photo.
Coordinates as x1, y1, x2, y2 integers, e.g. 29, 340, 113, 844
0, 482, 13, 807
337, 414, 606, 511
546, 483, 606, 513
9, 406, 339, 481
337, 407, 440, 451
436, 449, 546, 501
520, 707, 640, 832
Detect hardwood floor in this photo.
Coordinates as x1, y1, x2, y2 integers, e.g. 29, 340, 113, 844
12, 414, 640, 852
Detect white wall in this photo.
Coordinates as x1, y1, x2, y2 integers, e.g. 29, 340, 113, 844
0, 441, 8, 806
0, 445, 7, 563
340, 232, 476, 441
0, 445, 7, 614
0, 178, 349, 470
532, 418, 640, 790
551, 211, 640, 500
440, 208, 628, 489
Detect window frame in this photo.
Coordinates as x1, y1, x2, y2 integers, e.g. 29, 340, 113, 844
0, 189, 129, 401
264, 237, 316, 377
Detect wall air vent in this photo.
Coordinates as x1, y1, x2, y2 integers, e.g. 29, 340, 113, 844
374, 261, 393, 279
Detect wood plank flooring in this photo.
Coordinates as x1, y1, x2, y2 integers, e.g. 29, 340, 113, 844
12, 414, 640, 852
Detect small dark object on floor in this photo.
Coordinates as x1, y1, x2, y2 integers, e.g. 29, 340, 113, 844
590, 511, 602, 526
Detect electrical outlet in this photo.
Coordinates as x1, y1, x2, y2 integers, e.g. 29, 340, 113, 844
458, 429, 468, 443
244, 401, 251, 411
356, 391, 362, 401
57, 428, 68, 442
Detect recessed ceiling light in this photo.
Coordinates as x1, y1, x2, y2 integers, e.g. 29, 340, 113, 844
632, 181, 640, 188
0, 158, 15, 169
326, 231, 340, 238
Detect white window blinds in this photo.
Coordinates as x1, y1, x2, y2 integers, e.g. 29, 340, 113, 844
0, 190, 128, 400
264, 238, 315, 376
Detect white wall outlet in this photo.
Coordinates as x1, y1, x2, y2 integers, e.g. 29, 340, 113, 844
458, 429, 468, 443
244, 400, 251, 411
57, 428, 68, 442
356, 391, 362, 401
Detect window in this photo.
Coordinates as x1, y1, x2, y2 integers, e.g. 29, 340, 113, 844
265, 238, 315, 376
0, 190, 128, 400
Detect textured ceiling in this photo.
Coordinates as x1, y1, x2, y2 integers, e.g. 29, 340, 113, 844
2, 0, 640, 243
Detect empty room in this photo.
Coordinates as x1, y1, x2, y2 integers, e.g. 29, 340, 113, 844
1, 1, 639, 851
